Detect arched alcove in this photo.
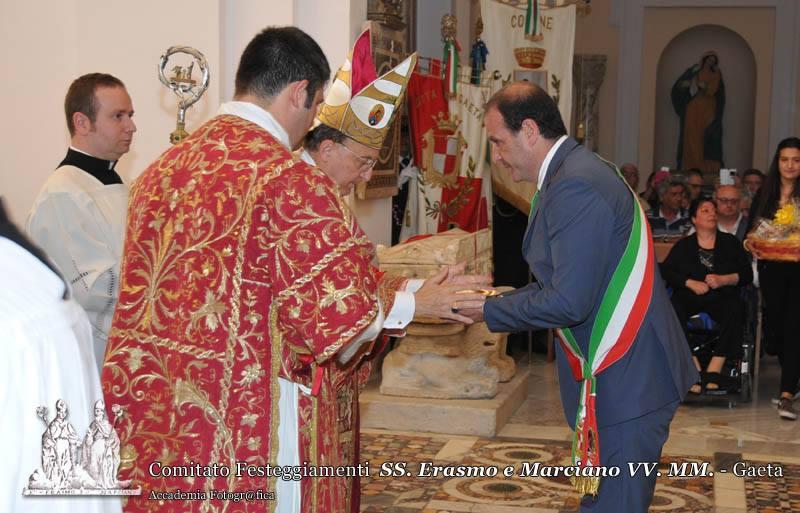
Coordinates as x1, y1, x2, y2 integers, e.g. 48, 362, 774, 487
654, 24, 756, 174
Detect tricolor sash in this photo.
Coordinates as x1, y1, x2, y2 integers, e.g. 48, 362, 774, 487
535, 160, 655, 496
443, 39, 460, 98
524, 0, 543, 41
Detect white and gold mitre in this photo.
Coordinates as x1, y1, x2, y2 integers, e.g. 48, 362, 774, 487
317, 30, 418, 149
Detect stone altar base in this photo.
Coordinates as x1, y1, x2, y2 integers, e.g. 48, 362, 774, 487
359, 365, 530, 437
379, 322, 515, 399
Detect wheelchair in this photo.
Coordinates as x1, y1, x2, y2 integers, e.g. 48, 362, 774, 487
684, 285, 758, 403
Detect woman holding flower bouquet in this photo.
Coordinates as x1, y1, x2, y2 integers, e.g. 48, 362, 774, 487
749, 136, 800, 420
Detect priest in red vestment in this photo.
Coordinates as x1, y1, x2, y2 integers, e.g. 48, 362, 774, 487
101, 27, 384, 513
296, 31, 490, 512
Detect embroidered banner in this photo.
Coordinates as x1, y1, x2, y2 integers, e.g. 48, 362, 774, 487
440, 82, 492, 232
402, 67, 493, 238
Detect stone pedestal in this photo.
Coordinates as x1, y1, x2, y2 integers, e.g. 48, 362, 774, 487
380, 322, 515, 399
360, 365, 530, 437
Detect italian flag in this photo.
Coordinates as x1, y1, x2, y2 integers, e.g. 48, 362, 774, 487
443, 39, 460, 98
525, 0, 542, 40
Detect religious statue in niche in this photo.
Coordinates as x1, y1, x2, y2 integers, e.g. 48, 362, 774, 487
671, 51, 725, 175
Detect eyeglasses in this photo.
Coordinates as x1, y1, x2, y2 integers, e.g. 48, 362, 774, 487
338, 142, 377, 170
716, 197, 740, 205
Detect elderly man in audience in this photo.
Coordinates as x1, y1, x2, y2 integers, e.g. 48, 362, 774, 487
686, 168, 705, 202
621, 163, 651, 213
648, 177, 690, 235
715, 185, 747, 241
621, 163, 640, 192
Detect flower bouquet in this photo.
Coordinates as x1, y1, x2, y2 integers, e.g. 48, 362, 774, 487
745, 201, 800, 261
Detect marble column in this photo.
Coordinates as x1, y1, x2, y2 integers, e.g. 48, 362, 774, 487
572, 54, 607, 153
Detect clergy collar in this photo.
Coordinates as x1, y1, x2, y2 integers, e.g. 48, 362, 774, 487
59, 147, 123, 185
217, 101, 291, 149
537, 135, 568, 191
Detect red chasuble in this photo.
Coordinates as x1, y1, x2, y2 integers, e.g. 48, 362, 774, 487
102, 114, 379, 513
296, 272, 407, 513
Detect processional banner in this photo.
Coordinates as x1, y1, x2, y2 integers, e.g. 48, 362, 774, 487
402, 62, 492, 239
440, 82, 492, 233
480, 0, 576, 214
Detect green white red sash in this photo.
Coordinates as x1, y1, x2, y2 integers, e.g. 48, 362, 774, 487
524, 0, 542, 41
536, 160, 655, 496
443, 39, 460, 98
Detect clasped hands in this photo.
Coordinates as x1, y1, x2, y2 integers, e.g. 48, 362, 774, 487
413, 263, 493, 324
685, 274, 733, 295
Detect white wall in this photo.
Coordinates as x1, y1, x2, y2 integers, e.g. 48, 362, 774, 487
1, 0, 221, 224
1, 0, 397, 245
220, 0, 296, 102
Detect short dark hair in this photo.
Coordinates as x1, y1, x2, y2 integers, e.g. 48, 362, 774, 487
689, 196, 715, 220
686, 168, 703, 180
304, 123, 347, 151
742, 168, 764, 180
64, 73, 125, 136
485, 81, 567, 139
235, 26, 330, 108
658, 176, 687, 197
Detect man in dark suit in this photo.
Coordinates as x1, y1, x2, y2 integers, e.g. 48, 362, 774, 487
470, 82, 698, 512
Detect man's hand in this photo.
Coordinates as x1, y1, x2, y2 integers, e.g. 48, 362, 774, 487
442, 262, 493, 288
686, 278, 709, 295
451, 299, 486, 323
413, 266, 492, 324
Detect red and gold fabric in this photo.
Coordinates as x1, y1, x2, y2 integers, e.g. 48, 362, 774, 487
295, 269, 406, 513
101, 114, 379, 513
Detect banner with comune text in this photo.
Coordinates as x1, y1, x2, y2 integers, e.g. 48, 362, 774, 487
480, 0, 576, 214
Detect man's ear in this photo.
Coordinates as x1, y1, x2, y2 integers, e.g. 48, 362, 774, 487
72, 111, 92, 135
318, 138, 336, 162
288, 79, 311, 110
520, 118, 539, 143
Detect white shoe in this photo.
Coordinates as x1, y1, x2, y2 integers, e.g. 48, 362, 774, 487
772, 390, 800, 404
777, 398, 797, 420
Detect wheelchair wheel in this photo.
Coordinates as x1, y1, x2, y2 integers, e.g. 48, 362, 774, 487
740, 372, 752, 402
739, 345, 754, 402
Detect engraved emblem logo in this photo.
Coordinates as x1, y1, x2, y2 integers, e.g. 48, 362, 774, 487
22, 399, 141, 496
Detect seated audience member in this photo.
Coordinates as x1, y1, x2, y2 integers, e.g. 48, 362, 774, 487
648, 177, 690, 235
621, 162, 640, 192
715, 185, 747, 241
742, 168, 764, 196
643, 169, 670, 213
661, 197, 752, 393
686, 168, 705, 201
621, 162, 651, 213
